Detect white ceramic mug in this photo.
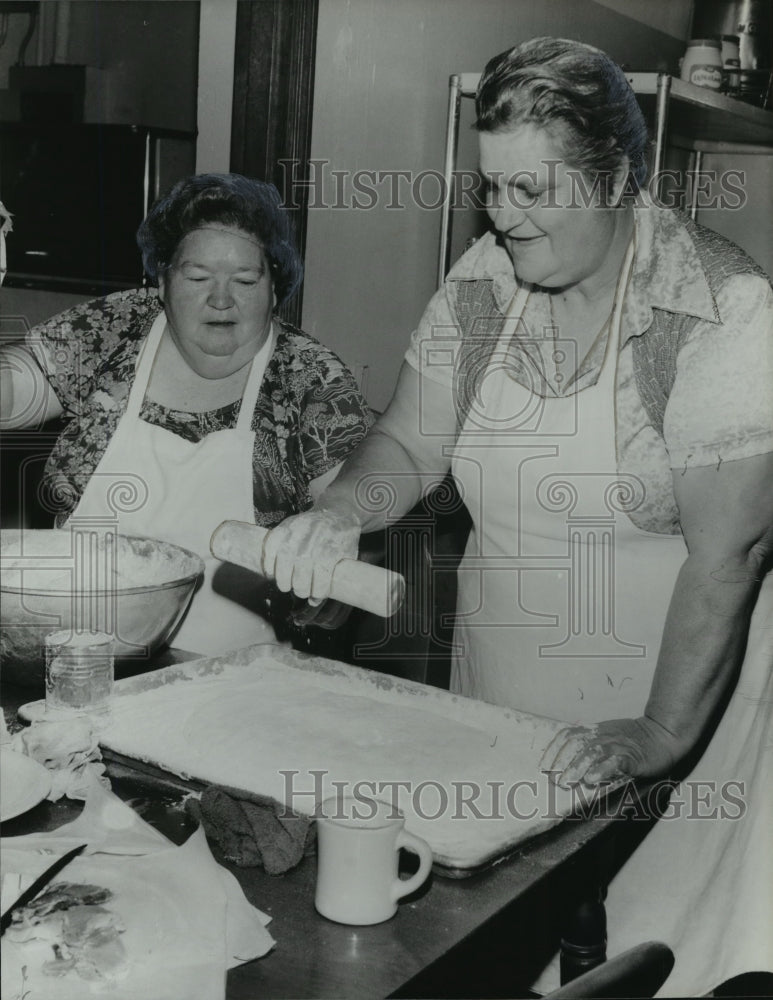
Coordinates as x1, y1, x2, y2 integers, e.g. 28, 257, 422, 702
314, 796, 433, 925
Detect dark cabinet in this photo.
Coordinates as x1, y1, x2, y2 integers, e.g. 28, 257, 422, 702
0, 122, 195, 295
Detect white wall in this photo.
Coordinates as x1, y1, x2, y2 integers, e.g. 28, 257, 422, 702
196, 0, 237, 173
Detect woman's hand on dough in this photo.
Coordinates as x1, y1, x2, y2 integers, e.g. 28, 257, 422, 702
261, 506, 361, 605
539, 715, 684, 788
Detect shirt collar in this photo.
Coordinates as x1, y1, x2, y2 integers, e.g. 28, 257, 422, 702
447, 193, 721, 344
621, 191, 719, 344
445, 231, 517, 312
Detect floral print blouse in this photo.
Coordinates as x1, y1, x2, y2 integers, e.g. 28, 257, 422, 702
26, 287, 374, 526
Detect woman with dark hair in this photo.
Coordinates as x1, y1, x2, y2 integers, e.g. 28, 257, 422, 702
259, 38, 773, 994
0, 173, 373, 653
136, 172, 304, 306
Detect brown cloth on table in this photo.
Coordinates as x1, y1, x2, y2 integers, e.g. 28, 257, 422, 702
187, 783, 316, 875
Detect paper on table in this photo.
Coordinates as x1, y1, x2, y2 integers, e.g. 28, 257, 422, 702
15, 717, 109, 801
0, 782, 274, 1000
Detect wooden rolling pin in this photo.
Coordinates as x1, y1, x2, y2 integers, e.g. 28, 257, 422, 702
210, 520, 406, 618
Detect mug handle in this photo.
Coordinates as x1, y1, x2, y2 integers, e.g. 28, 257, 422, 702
391, 829, 433, 903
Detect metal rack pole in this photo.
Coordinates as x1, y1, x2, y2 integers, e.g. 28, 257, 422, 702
438, 74, 463, 288
689, 149, 704, 220
652, 73, 672, 200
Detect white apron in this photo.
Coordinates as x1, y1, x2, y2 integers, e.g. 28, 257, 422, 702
65, 313, 279, 656
450, 249, 773, 995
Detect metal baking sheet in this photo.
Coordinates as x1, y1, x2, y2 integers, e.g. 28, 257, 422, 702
100, 644, 592, 872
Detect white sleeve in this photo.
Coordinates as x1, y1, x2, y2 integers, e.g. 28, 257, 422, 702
403, 283, 463, 388
663, 273, 773, 469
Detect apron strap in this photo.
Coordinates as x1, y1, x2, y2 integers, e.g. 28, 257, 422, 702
608, 238, 636, 352
497, 283, 532, 354
124, 311, 167, 419
236, 323, 275, 431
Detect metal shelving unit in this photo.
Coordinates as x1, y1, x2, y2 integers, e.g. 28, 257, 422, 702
439, 71, 773, 284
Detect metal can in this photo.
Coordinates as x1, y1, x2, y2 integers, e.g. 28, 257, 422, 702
719, 34, 742, 93
736, 0, 772, 70
681, 39, 724, 89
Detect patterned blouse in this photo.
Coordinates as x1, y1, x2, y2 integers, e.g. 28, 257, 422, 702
26, 287, 374, 526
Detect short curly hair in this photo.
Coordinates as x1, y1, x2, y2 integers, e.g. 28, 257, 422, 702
475, 37, 649, 192
136, 173, 303, 306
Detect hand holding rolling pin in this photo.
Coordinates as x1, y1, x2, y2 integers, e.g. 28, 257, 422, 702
261, 505, 362, 606
210, 503, 405, 619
